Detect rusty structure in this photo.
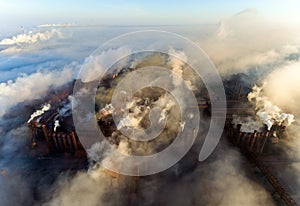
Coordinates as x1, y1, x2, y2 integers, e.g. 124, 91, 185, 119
26, 72, 299, 205
226, 123, 286, 154
249, 153, 298, 206
41, 125, 83, 153
221, 78, 299, 206
28, 121, 84, 154
227, 123, 270, 154
27, 81, 85, 155
225, 122, 299, 206
225, 122, 299, 205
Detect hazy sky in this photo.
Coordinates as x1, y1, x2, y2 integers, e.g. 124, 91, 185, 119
0, 0, 300, 28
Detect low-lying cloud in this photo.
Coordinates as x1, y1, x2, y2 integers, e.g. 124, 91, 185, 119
0, 64, 76, 117
0, 29, 62, 46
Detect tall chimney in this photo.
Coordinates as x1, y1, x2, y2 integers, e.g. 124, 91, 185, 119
42, 124, 54, 152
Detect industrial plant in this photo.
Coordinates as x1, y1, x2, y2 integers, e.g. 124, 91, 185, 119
25, 65, 299, 206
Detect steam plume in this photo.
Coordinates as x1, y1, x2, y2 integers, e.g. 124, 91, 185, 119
0, 29, 62, 46
248, 84, 295, 130
27, 103, 51, 123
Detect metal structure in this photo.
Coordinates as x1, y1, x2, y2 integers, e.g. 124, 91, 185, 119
226, 123, 299, 206
26, 75, 299, 205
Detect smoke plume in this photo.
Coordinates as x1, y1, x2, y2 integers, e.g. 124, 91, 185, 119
1, 8, 300, 206
262, 60, 300, 190
0, 65, 75, 117
27, 103, 51, 123
248, 84, 295, 130
0, 29, 62, 46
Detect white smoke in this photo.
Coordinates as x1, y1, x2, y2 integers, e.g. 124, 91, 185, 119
0, 29, 62, 45
262, 60, 300, 189
1, 9, 299, 205
44, 169, 115, 206
156, 95, 176, 123
232, 115, 264, 132
116, 96, 151, 130
99, 104, 115, 117
248, 84, 295, 130
27, 103, 51, 123
160, 144, 275, 206
264, 61, 300, 112
167, 48, 196, 91
0, 126, 35, 206
53, 120, 60, 132
199, 9, 300, 76
38, 24, 75, 28
59, 96, 73, 117
0, 65, 75, 117
0, 28, 79, 206
216, 20, 232, 39
46, 138, 275, 206
79, 47, 132, 83
117, 115, 139, 130
167, 48, 187, 78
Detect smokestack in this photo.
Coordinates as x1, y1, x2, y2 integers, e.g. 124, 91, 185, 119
42, 124, 54, 152
70, 131, 79, 151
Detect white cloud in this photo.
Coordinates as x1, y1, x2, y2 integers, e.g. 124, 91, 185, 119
199, 10, 300, 75
0, 64, 76, 117
0, 29, 62, 46
79, 47, 132, 83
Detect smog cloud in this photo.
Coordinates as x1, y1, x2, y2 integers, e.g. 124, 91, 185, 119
0, 9, 300, 206
199, 9, 300, 76
0, 64, 76, 117
262, 60, 300, 189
